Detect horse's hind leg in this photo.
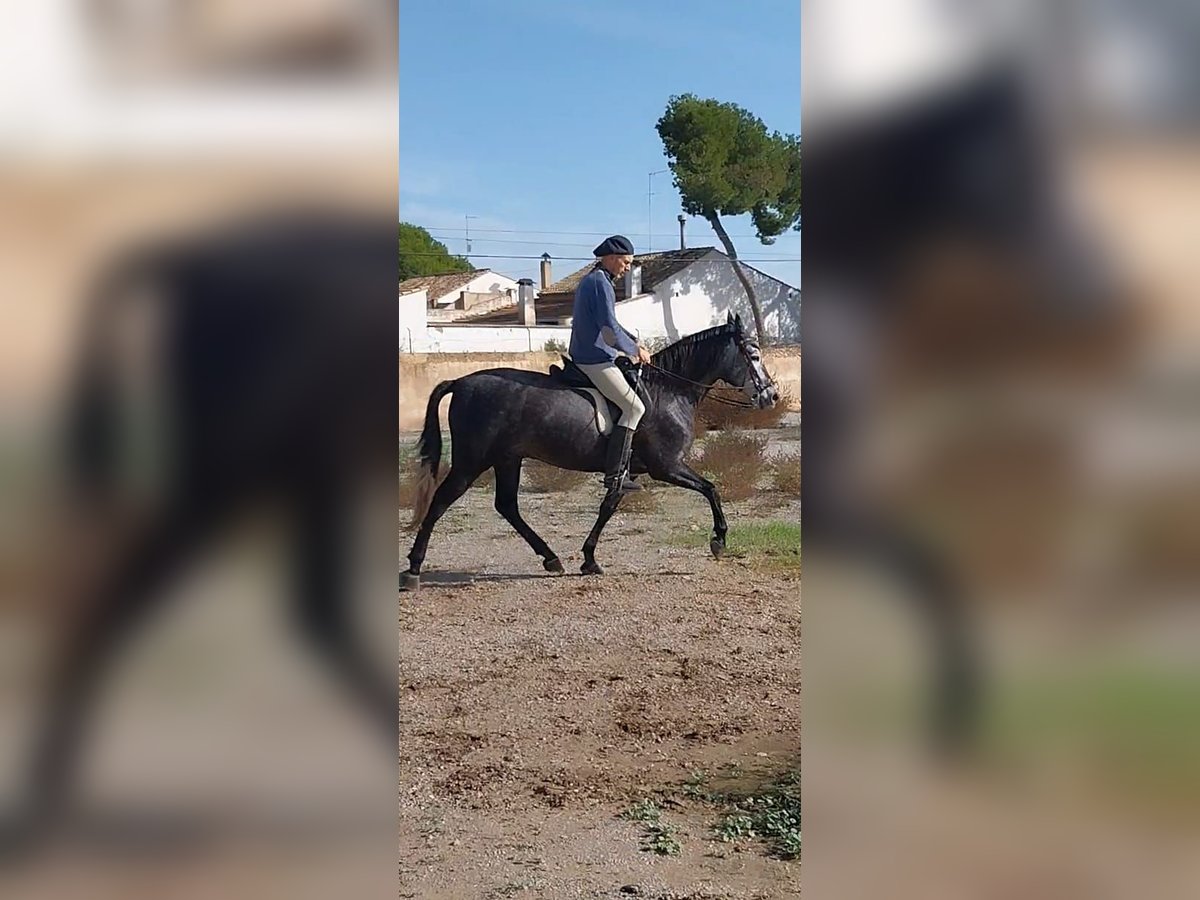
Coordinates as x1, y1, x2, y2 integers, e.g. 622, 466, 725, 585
404, 467, 477, 585
580, 489, 623, 575
493, 460, 562, 573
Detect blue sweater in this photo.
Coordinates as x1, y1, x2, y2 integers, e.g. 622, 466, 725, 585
568, 266, 639, 364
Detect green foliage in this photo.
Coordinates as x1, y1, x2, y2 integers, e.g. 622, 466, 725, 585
639, 822, 682, 856
677, 520, 801, 572
656, 95, 800, 243
620, 798, 682, 855
620, 798, 662, 823
399, 222, 473, 280
714, 771, 801, 860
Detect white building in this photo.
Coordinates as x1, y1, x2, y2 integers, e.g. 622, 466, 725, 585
399, 248, 800, 352
399, 269, 523, 314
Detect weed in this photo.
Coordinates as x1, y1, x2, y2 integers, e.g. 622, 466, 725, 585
714, 771, 800, 860
771, 454, 801, 496
691, 430, 769, 502
621, 798, 683, 856
639, 822, 682, 856
620, 798, 662, 823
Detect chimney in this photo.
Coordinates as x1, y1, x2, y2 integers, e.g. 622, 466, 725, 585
624, 264, 642, 299
539, 253, 553, 290
517, 278, 536, 326
678, 214, 686, 250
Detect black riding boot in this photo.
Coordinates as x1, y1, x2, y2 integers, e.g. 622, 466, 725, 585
603, 426, 641, 493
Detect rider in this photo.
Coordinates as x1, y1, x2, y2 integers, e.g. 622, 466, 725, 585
568, 235, 654, 493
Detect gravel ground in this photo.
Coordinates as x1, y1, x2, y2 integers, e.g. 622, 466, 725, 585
400, 449, 801, 900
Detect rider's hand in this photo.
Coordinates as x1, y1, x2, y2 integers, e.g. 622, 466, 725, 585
637, 345, 652, 366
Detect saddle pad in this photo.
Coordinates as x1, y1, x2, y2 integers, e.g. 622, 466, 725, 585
575, 387, 615, 436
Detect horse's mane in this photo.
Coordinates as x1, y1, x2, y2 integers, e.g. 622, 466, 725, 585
650, 323, 738, 375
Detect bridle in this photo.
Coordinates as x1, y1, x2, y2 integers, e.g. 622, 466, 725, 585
641, 328, 771, 409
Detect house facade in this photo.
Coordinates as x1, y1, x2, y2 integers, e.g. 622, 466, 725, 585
398, 249, 800, 352
399, 269, 523, 317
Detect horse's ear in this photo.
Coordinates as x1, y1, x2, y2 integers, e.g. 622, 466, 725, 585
734, 313, 743, 330
726, 310, 734, 326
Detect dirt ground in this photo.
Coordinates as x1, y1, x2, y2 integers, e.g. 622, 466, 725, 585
399, 434, 801, 900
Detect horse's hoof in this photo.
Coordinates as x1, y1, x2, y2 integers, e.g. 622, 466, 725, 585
710, 538, 726, 559
544, 556, 565, 574
400, 572, 421, 592
581, 560, 604, 576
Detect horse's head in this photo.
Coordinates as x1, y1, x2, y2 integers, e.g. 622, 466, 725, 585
723, 312, 778, 409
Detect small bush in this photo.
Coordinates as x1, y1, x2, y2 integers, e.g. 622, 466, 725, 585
772, 453, 801, 496
699, 380, 796, 431
543, 338, 568, 353
523, 461, 588, 493
692, 429, 768, 501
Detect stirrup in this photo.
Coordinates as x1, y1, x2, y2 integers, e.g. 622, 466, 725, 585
604, 472, 641, 494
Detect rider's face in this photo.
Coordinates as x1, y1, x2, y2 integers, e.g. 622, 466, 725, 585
602, 254, 634, 278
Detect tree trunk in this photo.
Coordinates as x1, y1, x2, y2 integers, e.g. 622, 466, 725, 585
707, 214, 768, 345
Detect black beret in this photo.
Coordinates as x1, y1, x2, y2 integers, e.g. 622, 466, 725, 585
593, 234, 635, 257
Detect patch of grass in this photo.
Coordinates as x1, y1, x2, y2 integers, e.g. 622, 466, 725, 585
981, 665, 1200, 815
523, 461, 589, 493
678, 521, 800, 572
691, 429, 769, 502
543, 338, 567, 353
770, 454, 801, 496
714, 770, 800, 860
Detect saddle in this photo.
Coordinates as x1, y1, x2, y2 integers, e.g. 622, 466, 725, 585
548, 355, 647, 436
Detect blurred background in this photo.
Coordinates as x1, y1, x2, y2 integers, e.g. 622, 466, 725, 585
803, 1, 1200, 897
0, 1, 396, 896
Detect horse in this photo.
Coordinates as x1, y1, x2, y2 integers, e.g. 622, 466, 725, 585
4, 211, 398, 850
804, 60, 1131, 754
402, 312, 779, 589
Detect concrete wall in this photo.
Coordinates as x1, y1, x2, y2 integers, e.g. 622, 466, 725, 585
618, 253, 800, 344
399, 289, 428, 353
399, 346, 800, 432
400, 351, 561, 431
419, 324, 572, 354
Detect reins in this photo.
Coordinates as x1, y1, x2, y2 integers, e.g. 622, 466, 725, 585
641, 361, 757, 409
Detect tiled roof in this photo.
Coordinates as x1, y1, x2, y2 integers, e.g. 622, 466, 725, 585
539, 247, 717, 299
462, 247, 796, 325
399, 269, 490, 303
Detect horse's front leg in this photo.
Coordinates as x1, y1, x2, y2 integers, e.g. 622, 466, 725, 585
654, 463, 728, 558
580, 488, 624, 575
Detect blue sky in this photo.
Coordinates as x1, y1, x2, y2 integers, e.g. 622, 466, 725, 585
399, 0, 800, 288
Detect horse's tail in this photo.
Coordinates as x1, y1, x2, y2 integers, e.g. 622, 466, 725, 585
407, 379, 456, 529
